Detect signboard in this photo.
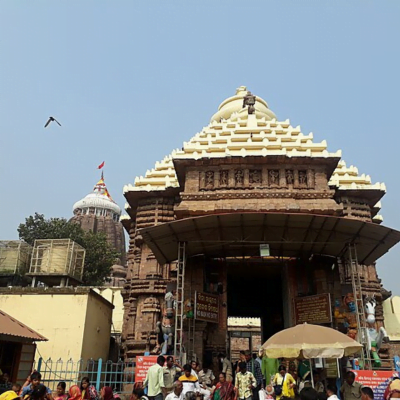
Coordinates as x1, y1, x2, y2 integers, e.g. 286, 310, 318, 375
294, 293, 332, 324
352, 370, 399, 400
260, 244, 270, 257
195, 291, 219, 323
135, 355, 158, 382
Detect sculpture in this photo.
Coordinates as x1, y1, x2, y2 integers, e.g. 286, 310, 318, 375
220, 170, 228, 186
235, 169, 244, 185
206, 171, 214, 187
364, 295, 389, 367
153, 292, 175, 355
243, 91, 256, 114
269, 170, 279, 185
299, 171, 307, 185
286, 170, 294, 185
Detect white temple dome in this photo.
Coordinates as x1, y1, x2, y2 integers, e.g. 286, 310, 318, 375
73, 174, 121, 217
210, 86, 277, 122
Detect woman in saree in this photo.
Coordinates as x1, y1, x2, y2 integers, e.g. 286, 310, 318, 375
213, 373, 236, 400
68, 386, 82, 400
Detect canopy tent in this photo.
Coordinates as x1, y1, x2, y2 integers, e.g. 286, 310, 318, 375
262, 323, 362, 359
139, 212, 400, 265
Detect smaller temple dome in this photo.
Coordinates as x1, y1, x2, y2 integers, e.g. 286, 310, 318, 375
210, 86, 277, 122
73, 174, 121, 218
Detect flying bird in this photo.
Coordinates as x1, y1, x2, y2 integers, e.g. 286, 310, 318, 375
44, 116, 62, 128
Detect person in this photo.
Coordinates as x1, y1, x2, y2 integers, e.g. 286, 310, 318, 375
318, 393, 327, 400
198, 365, 215, 400
264, 385, 274, 400
235, 362, 256, 400
245, 351, 263, 400
163, 356, 182, 394
218, 354, 233, 383
165, 382, 184, 400
0, 374, 12, 392
68, 386, 82, 400
213, 373, 236, 400
385, 378, 400, 400
340, 372, 363, 400
30, 384, 48, 400
361, 387, 374, 400
81, 378, 98, 400
326, 384, 339, 400
131, 388, 148, 400
253, 354, 262, 369
11, 384, 21, 395
21, 372, 52, 398
313, 372, 324, 393
143, 355, 166, 400
55, 383, 68, 400
178, 364, 201, 398
234, 352, 246, 374
273, 365, 296, 400
191, 362, 199, 379
300, 387, 319, 400
100, 387, 114, 400
0, 391, 19, 400
261, 355, 279, 386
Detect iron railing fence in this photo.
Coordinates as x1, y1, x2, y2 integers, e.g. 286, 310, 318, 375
35, 358, 135, 395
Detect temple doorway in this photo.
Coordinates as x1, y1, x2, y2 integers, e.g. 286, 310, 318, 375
227, 259, 285, 343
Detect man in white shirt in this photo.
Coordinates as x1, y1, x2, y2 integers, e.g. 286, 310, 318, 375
327, 384, 339, 400
144, 355, 166, 400
198, 365, 215, 400
165, 381, 184, 400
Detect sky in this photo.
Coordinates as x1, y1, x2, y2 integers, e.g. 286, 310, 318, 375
1, 1, 400, 293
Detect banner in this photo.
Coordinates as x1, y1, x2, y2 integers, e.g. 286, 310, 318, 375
135, 355, 158, 382
352, 370, 399, 400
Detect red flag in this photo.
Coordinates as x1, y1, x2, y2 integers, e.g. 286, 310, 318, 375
97, 161, 105, 169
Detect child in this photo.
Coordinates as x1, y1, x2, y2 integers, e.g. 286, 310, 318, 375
265, 385, 275, 400
11, 384, 21, 395
55, 382, 67, 400
21, 372, 52, 399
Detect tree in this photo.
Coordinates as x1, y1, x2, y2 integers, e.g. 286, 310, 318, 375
18, 213, 120, 286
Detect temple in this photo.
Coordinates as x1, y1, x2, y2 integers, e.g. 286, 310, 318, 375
71, 173, 127, 285
120, 87, 400, 367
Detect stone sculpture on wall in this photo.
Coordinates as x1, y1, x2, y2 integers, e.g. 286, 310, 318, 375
235, 169, 244, 185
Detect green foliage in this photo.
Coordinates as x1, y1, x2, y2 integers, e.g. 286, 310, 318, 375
18, 213, 120, 286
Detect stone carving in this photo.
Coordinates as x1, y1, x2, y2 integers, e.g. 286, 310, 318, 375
269, 170, 279, 186
235, 169, 244, 185
286, 170, 294, 185
206, 171, 214, 187
243, 91, 256, 114
249, 169, 261, 184
299, 170, 308, 185
220, 170, 228, 186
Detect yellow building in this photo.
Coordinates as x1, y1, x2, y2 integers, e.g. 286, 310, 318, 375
0, 287, 114, 362
383, 296, 400, 341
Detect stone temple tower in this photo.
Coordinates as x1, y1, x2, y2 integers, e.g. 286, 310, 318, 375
70, 173, 127, 280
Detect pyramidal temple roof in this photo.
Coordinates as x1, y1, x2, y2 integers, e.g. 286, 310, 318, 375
123, 87, 385, 217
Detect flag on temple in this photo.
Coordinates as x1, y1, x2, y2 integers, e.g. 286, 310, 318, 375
98, 161, 105, 169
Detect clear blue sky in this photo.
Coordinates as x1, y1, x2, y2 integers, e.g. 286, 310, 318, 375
1, 1, 400, 293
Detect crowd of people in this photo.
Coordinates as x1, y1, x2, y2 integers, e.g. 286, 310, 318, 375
139, 354, 382, 400
0, 372, 120, 400
0, 357, 396, 400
